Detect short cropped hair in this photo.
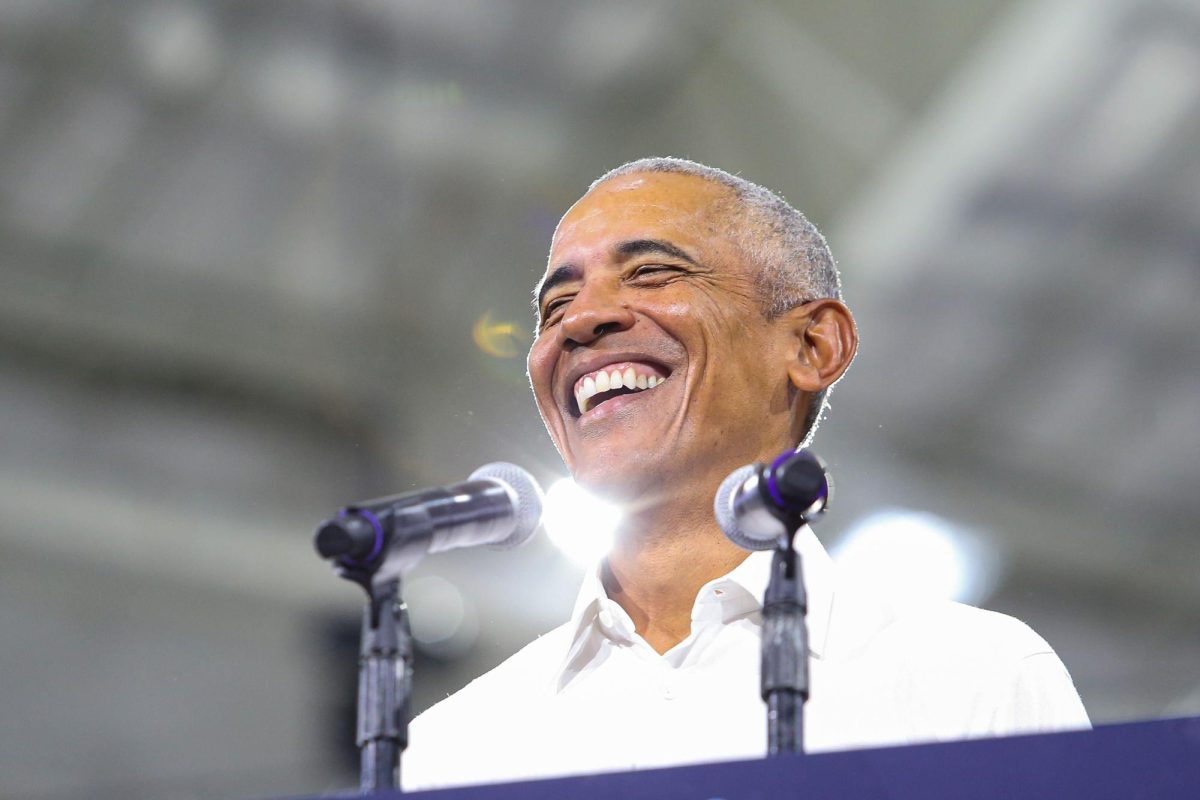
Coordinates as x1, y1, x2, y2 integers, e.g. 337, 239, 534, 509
590, 157, 845, 444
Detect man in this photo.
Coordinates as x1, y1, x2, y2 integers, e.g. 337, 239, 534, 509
402, 158, 1088, 790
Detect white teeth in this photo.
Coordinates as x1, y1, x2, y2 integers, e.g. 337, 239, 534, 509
573, 366, 667, 415
576, 376, 597, 414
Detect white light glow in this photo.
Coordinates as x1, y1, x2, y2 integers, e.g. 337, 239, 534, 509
542, 477, 622, 568
830, 508, 1000, 605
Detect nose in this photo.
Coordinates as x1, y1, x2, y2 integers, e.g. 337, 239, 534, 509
559, 278, 635, 348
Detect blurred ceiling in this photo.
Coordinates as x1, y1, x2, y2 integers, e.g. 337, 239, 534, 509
1, 0, 1198, 798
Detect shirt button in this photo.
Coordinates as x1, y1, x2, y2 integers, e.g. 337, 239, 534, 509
598, 609, 614, 629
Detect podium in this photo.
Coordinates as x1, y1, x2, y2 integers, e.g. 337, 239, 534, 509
302, 716, 1200, 799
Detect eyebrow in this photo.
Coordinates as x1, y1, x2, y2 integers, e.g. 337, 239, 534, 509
615, 238, 699, 266
534, 238, 700, 314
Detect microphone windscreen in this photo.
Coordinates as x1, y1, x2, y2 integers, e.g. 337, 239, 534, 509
470, 462, 545, 549
714, 465, 762, 548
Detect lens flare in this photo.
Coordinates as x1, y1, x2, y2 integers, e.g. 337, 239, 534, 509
542, 477, 622, 567
472, 310, 525, 358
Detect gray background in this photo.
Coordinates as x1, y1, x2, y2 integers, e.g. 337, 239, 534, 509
1, 0, 1198, 797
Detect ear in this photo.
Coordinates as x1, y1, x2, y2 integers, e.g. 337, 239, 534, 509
781, 299, 858, 393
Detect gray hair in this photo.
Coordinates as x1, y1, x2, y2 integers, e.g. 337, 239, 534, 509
590, 157, 846, 444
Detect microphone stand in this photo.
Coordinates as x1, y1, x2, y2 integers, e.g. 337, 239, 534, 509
357, 578, 413, 793
314, 464, 544, 793
332, 557, 414, 793
718, 449, 828, 757
762, 529, 808, 755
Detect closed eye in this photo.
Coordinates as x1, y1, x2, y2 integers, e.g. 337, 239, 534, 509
630, 264, 685, 280
540, 296, 572, 325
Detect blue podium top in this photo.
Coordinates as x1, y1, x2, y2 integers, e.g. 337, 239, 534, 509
307, 716, 1200, 800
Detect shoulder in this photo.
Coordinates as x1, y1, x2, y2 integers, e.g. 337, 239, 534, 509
876, 599, 1075, 687
877, 599, 1090, 735
892, 600, 1054, 663
831, 578, 1054, 668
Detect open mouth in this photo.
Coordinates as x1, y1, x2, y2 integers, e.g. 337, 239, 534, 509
572, 362, 671, 416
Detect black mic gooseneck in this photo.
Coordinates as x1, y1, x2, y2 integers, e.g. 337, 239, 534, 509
762, 540, 807, 755
357, 578, 411, 793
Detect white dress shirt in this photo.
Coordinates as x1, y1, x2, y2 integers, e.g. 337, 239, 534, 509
402, 527, 1089, 790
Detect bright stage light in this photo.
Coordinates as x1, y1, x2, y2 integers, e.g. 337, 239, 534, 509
829, 508, 1000, 606
542, 477, 622, 568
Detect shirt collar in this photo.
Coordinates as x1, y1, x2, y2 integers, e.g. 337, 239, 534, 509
555, 525, 836, 686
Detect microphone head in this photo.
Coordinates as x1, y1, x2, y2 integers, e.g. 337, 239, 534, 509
470, 462, 545, 549
768, 449, 830, 520
314, 513, 380, 561
714, 464, 778, 551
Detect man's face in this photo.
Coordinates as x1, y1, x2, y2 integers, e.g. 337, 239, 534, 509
528, 172, 800, 502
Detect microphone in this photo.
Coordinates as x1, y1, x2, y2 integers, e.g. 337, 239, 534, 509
314, 462, 544, 578
714, 450, 831, 550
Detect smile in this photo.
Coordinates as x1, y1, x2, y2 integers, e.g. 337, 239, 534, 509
573, 362, 670, 415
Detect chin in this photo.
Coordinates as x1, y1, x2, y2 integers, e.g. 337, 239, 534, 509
569, 456, 664, 506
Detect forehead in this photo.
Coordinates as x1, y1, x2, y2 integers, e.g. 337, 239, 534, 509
546, 172, 734, 265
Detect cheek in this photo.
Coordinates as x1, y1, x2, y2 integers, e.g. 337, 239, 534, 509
657, 296, 755, 372
527, 341, 564, 421
664, 305, 777, 425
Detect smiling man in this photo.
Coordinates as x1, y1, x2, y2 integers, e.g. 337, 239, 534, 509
402, 158, 1089, 790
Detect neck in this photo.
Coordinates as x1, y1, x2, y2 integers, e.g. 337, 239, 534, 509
601, 483, 749, 655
